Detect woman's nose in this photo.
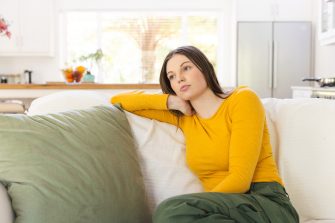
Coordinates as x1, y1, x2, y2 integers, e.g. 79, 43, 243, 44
177, 74, 185, 83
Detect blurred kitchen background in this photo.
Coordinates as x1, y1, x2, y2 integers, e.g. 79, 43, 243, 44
0, 0, 335, 100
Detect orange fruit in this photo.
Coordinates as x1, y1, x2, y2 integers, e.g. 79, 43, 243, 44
75, 66, 86, 74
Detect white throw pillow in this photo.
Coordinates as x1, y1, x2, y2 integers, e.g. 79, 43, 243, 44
125, 112, 203, 212
0, 184, 14, 223
28, 91, 203, 213
267, 98, 335, 222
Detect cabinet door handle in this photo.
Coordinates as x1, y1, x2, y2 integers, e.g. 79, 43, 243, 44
273, 41, 278, 89
269, 41, 273, 89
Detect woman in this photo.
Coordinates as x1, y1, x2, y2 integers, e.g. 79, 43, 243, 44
111, 46, 299, 223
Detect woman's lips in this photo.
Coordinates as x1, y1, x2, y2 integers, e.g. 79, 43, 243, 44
180, 85, 190, 92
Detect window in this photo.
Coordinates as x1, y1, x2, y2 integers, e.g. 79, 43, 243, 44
61, 11, 222, 83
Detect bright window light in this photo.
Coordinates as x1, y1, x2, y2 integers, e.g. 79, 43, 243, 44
62, 11, 221, 84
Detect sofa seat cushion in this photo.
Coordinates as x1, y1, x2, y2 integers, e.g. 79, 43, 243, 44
304, 221, 335, 223
0, 105, 150, 223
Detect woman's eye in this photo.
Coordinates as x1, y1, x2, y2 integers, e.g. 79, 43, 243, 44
168, 75, 175, 80
183, 66, 191, 71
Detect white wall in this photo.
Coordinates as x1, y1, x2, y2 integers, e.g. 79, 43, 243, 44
315, 45, 335, 77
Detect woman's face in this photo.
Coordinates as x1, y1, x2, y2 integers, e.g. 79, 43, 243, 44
166, 54, 208, 101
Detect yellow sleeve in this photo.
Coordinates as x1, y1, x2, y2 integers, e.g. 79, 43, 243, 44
111, 91, 178, 126
211, 89, 265, 193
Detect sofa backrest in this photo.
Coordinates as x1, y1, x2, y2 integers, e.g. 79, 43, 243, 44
24, 91, 335, 222
262, 98, 335, 223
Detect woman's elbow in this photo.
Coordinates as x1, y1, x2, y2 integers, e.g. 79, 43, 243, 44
110, 96, 120, 105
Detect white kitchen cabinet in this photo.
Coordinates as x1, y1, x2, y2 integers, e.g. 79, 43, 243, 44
319, 0, 335, 45
236, 0, 312, 21
0, 0, 54, 56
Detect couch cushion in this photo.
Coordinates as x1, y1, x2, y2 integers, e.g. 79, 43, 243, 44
27, 90, 204, 212
304, 221, 335, 223
263, 98, 335, 222
125, 112, 203, 211
0, 105, 151, 223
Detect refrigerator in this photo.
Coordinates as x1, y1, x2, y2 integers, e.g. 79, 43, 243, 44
237, 22, 312, 98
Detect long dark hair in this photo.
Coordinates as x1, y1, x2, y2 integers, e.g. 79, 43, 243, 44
159, 45, 231, 117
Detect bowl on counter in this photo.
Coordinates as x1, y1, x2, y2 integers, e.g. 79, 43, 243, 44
61, 66, 86, 84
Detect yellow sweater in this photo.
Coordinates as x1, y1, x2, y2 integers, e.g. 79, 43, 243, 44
111, 86, 283, 193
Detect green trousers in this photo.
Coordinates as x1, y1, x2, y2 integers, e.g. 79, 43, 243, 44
153, 182, 299, 223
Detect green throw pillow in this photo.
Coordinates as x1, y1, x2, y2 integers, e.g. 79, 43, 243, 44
0, 105, 151, 223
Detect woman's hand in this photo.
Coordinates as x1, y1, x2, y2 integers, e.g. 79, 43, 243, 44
167, 95, 194, 116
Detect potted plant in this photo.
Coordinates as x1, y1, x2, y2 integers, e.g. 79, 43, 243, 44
78, 49, 104, 83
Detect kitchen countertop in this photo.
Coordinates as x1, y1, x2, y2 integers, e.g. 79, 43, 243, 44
291, 86, 335, 99
0, 82, 160, 89
0, 82, 161, 99
291, 86, 335, 92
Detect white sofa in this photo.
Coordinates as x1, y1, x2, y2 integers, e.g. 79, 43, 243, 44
1, 90, 335, 223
